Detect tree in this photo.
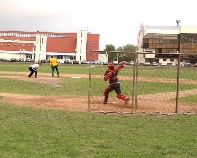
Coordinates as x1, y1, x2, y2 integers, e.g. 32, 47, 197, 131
103, 44, 116, 62
103, 44, 137, 62
104, 44, 116, 52
116, 44, 137, 62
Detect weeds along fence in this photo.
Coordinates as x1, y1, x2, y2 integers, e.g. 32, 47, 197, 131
88, 52, 197, 114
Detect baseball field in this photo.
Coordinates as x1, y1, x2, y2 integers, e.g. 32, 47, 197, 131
0, 62, 196, 157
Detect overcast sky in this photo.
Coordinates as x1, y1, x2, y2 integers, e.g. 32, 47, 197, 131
1, 0, 197, 50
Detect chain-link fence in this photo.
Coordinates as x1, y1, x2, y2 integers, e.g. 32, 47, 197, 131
88, 52, 197, 115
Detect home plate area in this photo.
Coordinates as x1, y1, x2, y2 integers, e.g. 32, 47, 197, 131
90, 97, 133, 114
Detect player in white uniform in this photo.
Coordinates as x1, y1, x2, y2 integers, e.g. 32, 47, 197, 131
28, 63, 41, 78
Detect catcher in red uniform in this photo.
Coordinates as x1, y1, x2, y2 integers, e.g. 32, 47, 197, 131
103, 62, 130, 104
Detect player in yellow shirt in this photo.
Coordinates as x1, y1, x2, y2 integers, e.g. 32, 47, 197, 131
50, 55, 60, 77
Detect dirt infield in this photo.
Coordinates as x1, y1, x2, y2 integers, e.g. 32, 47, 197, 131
0, 71, 197, 114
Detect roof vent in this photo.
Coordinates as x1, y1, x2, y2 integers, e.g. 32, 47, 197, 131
176, 20, 180, 26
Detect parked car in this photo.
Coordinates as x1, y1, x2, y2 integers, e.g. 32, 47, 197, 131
113, 61, 119, 65
64, 59, 72, 64
144, 61, 151, 66
81, 60, 88, 64
103, 62, 108, 65
9, 58, 17, 62
171, 62, 177, 66
40, 59, 47, 63
185, 62, 192, 67
73, 60, 79, 64
128, 61, 134, 65
193, 63, 197, 67
58, 59, 66, 64
17, 58, 24, 62
152, 62, 158, 66
25, 58, 34, 62
180, 62, 184, 66
119, 61, 128, 65
161, 62, 168, 66
92, 60, 103, 65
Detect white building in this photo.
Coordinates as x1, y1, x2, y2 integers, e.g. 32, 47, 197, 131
137, 21, 197, 64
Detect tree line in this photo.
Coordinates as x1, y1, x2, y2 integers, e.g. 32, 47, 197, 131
103, 44, 137, 62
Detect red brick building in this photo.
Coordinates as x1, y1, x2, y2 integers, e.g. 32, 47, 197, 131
0, 30, 100, 62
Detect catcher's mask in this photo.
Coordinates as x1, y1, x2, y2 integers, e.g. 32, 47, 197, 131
108, 62, 115, 70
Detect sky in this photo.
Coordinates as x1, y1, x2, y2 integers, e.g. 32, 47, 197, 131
1, 0, 197, 50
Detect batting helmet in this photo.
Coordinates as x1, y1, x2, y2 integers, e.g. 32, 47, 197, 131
108, 62, 115, 70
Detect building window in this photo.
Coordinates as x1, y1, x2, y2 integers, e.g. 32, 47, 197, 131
143, 33, 179, 49
94, 41, 97, 44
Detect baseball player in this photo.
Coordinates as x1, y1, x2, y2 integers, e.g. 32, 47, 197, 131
28, 63, 41, 78
50, 55, 60, 77
103, 62, 130, 104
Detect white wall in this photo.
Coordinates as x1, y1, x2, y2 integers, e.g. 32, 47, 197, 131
98, 53, 108, 63
181, 26, 197, 33
76, 30, 87, 62
35, 35, 47, 62
137, 24, 145, 63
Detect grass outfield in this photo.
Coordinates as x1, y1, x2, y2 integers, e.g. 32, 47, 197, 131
0, 62, 197, 157
0, 62, 197, 79
0, 76, 197, 97
0, 102, 197, 158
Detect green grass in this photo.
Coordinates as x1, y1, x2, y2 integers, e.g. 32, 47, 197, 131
179, 94, 197, 103
0, 62, 90, 74
0, 102, 196, 158
0, 77, 197, 97
0, 62, 197, 157
0, 62, 197, 79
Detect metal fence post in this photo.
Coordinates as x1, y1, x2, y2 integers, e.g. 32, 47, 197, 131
88, 51, 92, 112
175, 53, 180, 113
132, 52, 137, 114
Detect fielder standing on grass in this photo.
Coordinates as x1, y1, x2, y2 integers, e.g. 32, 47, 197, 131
50, 55, 60, 77
28, 62, 41, 78
103, 62, 130, 104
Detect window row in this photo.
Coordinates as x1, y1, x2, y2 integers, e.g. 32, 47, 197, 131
143, 43, 178, 48
0, 43, 32, 46
87, 41, 97, 44
144, 33, 178, 39
144, 39, 178, 44
0, 33, 66, 38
